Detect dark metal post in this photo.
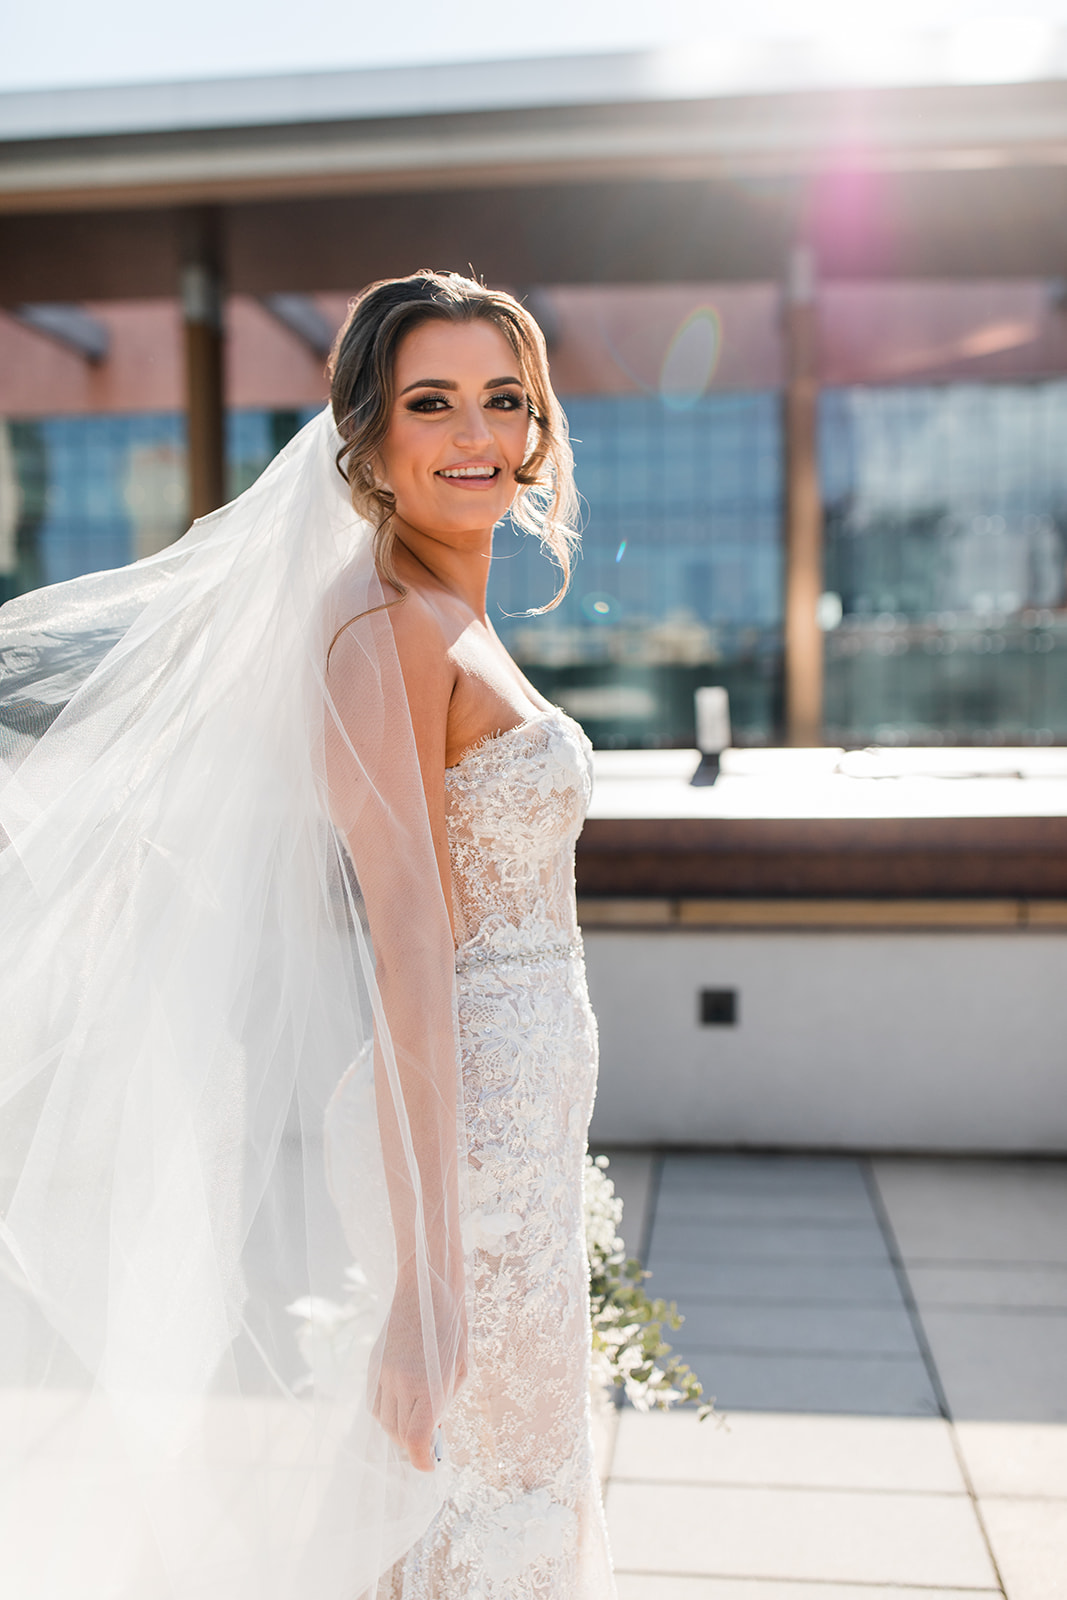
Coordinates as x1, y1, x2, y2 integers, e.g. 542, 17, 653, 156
181, 209, 226, 521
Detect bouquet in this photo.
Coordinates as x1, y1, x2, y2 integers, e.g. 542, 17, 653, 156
585, 1154, 713, 1418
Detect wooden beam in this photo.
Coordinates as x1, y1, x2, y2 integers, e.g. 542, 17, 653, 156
180, 208, 225, 521
577, 897, 1040, 929
226, 179, 791, 296
2, 165, 1067, 305
575, 814, 1067, 898
782, 243, 823, 746
0, 208, 182, 304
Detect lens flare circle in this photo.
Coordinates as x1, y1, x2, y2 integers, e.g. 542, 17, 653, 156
581, 592, 619, 623
659, 307, 722, 410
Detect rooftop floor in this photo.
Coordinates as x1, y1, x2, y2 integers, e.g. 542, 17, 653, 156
595, 1150, 1067, 1600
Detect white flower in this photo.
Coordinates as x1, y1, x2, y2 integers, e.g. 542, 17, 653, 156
583, 1155, 624, 1264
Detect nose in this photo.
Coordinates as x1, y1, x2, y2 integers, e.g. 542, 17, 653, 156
452, 397, 493, 449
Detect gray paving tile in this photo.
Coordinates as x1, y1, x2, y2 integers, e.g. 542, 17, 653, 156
918, 1308, 1067, 1423
955, 1420, 1067, 1498
655, 1190, 879, 1225
614, 1582, 996, 1600
908, 1263, 1067, 1311
648, 1221, 889, 1263
659, 1156, 869, 1198
667, 1347, 940, 1416
604, 1155, 1067, 1598
873, 1159, 1067, 1265
670, 1300, 920, 1357
980, 1497, 1067, 1600
612, 1409, 966, 1493
643, 1258, 905, 1306
660, 1152, 863, 1176
606, 1482, 998, 1587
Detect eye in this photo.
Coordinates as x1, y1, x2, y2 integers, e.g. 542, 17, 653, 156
406, 394, 451, 413
486, 391, 524, 411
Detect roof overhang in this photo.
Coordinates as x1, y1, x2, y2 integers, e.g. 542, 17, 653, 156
4, 43, 1067, 215
5, 29, 1067, 142
4, 45, 1067, 298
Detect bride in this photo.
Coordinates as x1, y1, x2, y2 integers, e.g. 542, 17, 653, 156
0, 271, 616, 1599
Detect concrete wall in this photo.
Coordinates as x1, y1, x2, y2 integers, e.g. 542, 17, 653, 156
584, 927, 1067, 1152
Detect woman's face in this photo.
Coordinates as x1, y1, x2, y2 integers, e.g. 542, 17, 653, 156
377, 318, 531, 545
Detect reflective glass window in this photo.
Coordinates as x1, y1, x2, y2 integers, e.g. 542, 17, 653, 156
0, 409, 316, 607
821, 384, 1067, 744
489, 392, 783, 747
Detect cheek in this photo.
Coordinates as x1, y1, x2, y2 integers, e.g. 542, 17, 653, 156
379, 425, 432, 487
498, 417, 533, 472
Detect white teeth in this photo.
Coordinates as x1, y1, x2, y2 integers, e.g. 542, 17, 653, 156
440, 466, 496, 478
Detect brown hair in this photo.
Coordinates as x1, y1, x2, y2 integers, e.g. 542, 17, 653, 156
328, 269, 579, 609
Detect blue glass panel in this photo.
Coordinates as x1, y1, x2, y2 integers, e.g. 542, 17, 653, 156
821, 384, 1067, 743
1, 409, 321, 608
4, 399, 780, 747
489, 392, 783, 745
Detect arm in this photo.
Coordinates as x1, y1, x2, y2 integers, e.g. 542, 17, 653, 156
323, 589, 466, 1472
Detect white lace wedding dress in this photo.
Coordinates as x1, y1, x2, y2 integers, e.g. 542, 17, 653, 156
382, 706, 617, 1600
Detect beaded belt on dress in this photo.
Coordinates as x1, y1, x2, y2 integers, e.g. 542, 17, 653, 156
455, 937, 583, 974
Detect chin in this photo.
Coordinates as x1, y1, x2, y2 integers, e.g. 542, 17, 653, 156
431, 502, 512, 535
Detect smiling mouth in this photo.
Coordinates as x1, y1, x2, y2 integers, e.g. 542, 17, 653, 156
437, 466, 500, 481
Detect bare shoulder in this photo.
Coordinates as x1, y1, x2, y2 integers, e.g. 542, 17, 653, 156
387, 583, 446, 651
388, 586, 452, 687
386, 587, 456, 742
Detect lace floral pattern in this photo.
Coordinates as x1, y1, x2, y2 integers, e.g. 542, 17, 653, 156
381, 709, 616, 1600
446, 712, 593, 960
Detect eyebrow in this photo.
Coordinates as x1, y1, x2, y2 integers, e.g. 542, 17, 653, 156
399, 375, 524, 395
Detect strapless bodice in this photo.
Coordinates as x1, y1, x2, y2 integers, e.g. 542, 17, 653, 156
444, 707, 593, 964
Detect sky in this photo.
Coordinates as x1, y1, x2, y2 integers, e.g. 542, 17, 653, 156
5, 0, 1067, 93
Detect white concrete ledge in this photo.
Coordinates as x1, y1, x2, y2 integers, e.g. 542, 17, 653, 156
589, 746, 1067, 821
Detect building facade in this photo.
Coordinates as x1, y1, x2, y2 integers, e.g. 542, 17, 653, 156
5, 45, 1067, 748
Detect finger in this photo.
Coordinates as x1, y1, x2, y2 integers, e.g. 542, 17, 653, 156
405, 1434, 435, 1473
403, 1396, 437, 1473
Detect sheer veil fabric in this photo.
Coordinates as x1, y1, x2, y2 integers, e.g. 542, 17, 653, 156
0, 408, 468, 1598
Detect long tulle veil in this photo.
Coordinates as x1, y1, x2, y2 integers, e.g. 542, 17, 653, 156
0, 407, 467, 1598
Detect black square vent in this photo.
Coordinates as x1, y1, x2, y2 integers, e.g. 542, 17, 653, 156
700, 988, 738, 1026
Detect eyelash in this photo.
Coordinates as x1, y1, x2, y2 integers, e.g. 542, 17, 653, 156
405, 392, 525, 414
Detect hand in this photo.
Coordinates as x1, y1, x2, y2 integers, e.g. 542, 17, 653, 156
370, 1269, 467, 1472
